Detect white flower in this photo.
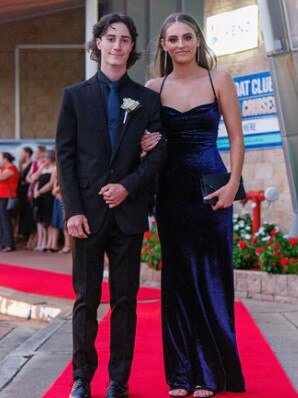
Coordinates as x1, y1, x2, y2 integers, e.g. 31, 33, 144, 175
234, 225, 239, 231
121, 98, 141, 123
261, 236, 270, 242
239, 220, 245, 227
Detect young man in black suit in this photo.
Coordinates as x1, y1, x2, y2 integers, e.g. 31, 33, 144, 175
56, 13, 166, 398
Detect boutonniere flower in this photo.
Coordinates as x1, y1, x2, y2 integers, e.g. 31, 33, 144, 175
121, 98, 141, 124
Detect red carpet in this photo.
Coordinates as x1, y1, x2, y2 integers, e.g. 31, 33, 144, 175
43, 301, 297, 398
0, 263, 160, 303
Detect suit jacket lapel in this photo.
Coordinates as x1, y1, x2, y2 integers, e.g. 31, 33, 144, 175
110, 78, 139, 164
86, 75, 111, 153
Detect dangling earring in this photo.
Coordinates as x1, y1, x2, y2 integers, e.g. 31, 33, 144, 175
164, 50, 167, 71
197, 48, 200, 65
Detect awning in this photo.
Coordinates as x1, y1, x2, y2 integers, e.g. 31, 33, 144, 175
0, 0, 84, 24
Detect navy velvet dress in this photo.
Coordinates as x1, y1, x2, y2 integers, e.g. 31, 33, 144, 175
156, 76, 245, 393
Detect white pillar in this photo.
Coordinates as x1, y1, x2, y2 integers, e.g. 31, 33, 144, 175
257, 0, 276, 53
85, 0, 99, 79
14, 47, 20, 140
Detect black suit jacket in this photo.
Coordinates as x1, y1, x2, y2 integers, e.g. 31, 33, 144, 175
56, 74, 166, 235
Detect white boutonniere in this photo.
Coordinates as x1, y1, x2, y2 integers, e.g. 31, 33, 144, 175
121, 98, 141, 124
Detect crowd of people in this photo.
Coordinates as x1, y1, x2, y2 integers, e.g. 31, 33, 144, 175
0, 145, 72, 253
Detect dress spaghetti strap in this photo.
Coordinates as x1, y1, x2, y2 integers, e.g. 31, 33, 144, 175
159, 75, 169, 95
207, 70, 218, 101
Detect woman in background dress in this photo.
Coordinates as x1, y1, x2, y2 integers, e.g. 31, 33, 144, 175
34, 149, 57, 251
0, 152, 19, 251
142, 13, 245, 398
18, 146, 36, 246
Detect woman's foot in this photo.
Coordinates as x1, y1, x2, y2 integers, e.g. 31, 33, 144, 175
193, 386, 214, 397
44, 247, 59, 252
33, 246, 45, 251
59, 246, 71, 254
169, 388, 189, 397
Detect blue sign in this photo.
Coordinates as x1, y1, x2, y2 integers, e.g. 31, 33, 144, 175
218, 71, 282, 151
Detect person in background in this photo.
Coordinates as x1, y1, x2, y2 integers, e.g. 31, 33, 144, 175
51, 168, 72, 254
141, 13, 245, 398
0, 152, 19, 252
18, 146, 36, 248
26, 145, 47, 249
33, 149, 58, 252
26, 145, 47, 200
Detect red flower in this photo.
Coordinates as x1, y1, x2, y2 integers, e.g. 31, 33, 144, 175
289, 237, 298, 246
255, 247, 265, 255
281, 258, 288, 266
238, 241, 247, 249
270, 229, 278, 236
250, 237, 259, 244
268, 237, 273, 244
274, 242, 281, 249
289, 258, 297, 264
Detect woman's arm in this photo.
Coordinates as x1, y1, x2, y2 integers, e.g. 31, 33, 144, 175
206, 71, 244, 210
0, 168, 13, 180
140, 78, 164, 154
51, 169, 60, 196
29, 162, 45, 184
218, 71, 244, 185
36, 167, 56, 196
26, 162, 36, 183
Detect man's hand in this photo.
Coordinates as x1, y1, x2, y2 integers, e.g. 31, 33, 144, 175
99, 183, 129, 208
67, 214, 90, 238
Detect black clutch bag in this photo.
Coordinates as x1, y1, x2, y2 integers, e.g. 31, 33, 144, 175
200, 172, 246, 205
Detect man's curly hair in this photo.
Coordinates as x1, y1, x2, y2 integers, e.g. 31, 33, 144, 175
87, 13, 141, 69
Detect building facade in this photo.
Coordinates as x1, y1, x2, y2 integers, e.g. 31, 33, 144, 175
0, 0, 295, 230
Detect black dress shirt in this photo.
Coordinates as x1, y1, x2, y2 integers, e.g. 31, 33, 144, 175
97, 71, 128, 118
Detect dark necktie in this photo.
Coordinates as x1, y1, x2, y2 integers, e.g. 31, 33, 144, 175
107, 81, 120, 150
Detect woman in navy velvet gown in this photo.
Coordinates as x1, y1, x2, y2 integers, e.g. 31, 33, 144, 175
142, 13, 245, 398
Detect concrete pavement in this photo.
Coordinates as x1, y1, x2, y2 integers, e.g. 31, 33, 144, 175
0, 246, 297, 397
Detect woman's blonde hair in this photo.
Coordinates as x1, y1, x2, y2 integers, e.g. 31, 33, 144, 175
153, 13, 216, 77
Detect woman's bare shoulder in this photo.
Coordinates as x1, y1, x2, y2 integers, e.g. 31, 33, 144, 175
145, 77, 164, 93
210, 69, 234, 88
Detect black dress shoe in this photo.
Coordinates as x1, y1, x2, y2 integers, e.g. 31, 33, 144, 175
69, 378, 91, 398
106, 380, 128, 398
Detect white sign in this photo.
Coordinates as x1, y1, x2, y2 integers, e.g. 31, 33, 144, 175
206, 5, 259, 56
218, 71, 282, 151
